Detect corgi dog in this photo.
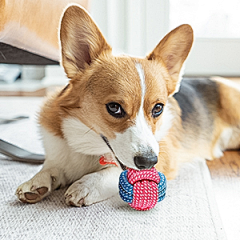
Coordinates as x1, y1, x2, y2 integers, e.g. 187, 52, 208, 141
16, 5, 240, 207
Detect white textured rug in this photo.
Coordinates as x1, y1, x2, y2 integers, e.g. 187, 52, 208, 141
0, 97, 226, 240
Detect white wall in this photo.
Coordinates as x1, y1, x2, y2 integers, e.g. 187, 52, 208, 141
90, 0, 240, 76
90, 0, 169, 57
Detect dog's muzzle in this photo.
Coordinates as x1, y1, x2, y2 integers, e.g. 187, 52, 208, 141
100, 134, 158, 170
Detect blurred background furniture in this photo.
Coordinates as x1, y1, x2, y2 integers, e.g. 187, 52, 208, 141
0, 0, 89, 96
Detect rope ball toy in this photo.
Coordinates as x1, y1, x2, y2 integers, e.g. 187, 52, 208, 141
119, 168, 166, 211
99, 155, 167, 211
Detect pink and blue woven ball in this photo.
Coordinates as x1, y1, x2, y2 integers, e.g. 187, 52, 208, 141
119, 168, 166, 211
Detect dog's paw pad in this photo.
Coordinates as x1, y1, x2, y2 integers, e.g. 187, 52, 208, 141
22, 186, 49, 202
67, 198, 85, 207
36, 187, 49, 196
24, 192, 39, 201
65, 192, 84, 207
78, 199, 85, 206
16, 182, 50, 204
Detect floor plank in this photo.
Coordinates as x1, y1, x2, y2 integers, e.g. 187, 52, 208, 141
207, 151, 240, 240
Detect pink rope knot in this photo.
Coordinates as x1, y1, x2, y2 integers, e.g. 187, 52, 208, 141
127, 168, 161, 211
127, 168, 160, 184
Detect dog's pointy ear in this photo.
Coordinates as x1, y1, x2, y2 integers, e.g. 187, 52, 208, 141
147, 24, 193, 96
60, 5, 111, 78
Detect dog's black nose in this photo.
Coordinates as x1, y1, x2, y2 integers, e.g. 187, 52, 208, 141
134, 155, 158, 169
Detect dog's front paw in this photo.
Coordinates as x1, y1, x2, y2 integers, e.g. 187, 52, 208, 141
65, 168, 120, 207
65, 175, 103, 207
16, 168, 64, 204
16, 171, 52, 204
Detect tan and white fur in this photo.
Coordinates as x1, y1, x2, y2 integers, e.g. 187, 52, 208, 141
16, 5, 240, 207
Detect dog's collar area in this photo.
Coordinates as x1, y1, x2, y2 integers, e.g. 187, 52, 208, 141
99, 155, 117, 166
100, 134, 127, 171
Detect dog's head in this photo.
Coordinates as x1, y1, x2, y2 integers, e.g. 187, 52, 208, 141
59, 5, 193, 170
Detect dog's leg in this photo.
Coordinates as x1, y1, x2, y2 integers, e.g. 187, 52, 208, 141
16, 167, 66, 203
16, 128, 102, 204
65, 166, 121, 207
15, 130, 69, 203
15, 153, 103, 204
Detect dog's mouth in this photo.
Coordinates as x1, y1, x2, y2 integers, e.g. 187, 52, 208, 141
100, 134, 127, 171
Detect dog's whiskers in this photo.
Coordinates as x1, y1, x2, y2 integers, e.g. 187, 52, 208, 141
83, 127, 94, 136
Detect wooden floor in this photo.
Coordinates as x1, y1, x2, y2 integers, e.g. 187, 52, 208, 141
207, 151, 240, 240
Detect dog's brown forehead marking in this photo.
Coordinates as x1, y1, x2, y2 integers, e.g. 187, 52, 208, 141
135, 59, 169, 133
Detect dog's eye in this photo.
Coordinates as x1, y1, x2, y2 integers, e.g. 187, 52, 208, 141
152, 103, 164, 118
106, 102, 126, 118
